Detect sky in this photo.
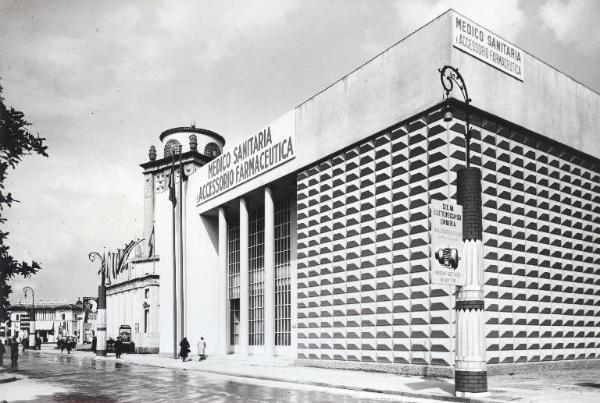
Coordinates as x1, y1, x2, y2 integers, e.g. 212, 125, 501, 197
2, 0, 599, 304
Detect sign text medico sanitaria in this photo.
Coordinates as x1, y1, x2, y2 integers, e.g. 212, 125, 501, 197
452, 12, 524, 81
196, 112, 296, 205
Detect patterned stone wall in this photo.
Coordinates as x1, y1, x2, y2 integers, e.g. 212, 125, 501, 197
296, 106, 600, 367
477, 117, 600, 364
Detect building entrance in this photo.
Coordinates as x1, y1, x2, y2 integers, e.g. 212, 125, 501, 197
224, 194, 294, 356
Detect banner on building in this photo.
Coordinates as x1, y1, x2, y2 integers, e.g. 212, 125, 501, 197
196, 110, 296, 205
430, 199, 465, 286
452, 12, 524, 81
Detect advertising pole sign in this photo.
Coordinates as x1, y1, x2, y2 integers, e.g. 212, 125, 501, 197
452, 12, 524, 81
430, 199, 465, 286
196, 110, 296, 205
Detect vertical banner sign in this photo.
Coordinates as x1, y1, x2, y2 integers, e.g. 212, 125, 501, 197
430, 199, 465, 286
196, 110, 296, 205
452, 12, 524, 81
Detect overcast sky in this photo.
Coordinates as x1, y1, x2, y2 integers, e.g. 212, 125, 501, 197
2, 0, 599, 303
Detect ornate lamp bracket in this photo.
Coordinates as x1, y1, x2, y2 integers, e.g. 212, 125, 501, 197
439, 65, 471, 104
439, 65, 472, 167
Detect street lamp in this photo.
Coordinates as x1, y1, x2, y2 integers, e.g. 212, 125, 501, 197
438, 65, 487, 397
88, 248, 108, 356
23, 286, 35, 349
439, 65, 472, 167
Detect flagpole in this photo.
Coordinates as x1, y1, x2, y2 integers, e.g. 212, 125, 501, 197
178, 146, 185, 341
171, 154, 178, 359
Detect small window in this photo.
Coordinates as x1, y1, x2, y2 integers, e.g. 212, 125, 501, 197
144, 309, 150, 333
164, 139, 182, 158
145, 288, 150, 299
61, 313, 66, 320
204, 142, 221, 158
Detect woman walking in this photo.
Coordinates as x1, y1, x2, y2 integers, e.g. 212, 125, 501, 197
197, 337, 206, 361
179, 337, 190, 362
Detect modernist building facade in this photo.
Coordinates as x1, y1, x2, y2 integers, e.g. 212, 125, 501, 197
136, 10, 599, 373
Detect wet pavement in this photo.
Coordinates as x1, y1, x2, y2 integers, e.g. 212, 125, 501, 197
2, 351, 433, 402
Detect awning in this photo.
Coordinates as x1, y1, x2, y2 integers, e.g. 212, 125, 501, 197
35, 321, 54, 331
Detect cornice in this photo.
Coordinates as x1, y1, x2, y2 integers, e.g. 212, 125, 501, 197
159, 126, 226, 146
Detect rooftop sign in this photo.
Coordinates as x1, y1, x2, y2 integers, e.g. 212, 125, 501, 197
452, 12, 524, 81
196, 111, 295, 205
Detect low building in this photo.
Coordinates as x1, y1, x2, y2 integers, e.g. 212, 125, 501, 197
6, 300, 83, 343
106, 268, 160, 353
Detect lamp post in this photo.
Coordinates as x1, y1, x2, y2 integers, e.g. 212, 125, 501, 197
439, 65, 473, 166
89, 249, 108, 356
439, 65, 487, 397
23, 287, 35, 349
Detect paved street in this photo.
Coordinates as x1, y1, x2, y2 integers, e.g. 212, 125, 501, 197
3, 349, 600, 402
1, 351, 436, 403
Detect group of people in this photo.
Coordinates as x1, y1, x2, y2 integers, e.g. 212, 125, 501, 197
0, 336, 24, 368
57, 336, 77, 354
20, 335, 43, 351
178, 337, 207, 362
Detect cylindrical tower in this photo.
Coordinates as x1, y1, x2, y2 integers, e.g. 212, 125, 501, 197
159, 126, 225, 160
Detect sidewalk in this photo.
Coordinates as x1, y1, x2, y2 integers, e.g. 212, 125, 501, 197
23, 348, 600, 402
0, 365, 67, 402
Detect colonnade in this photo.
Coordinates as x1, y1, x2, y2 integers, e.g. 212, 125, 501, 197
217, 186, 276, 356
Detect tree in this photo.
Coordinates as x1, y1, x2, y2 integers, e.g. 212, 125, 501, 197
0, 80, 48, 322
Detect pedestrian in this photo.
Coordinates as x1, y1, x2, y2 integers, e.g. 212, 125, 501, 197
58, 337, 65, 354
179, 337, 190, 362
197, 337, 206, 361
0, 339, 5, 367
115, 337, 122, 359
22, 336, 28, 352
91, 335, 97, 353
11, 337, 19, 368
36, 335, 42, 350
66, 337, 72, 354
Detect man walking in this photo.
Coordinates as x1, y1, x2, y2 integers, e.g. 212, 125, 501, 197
115, 337, 122, 359
66, 337, 73, 354
0, 339, 5, 366
10, 337, 19, 368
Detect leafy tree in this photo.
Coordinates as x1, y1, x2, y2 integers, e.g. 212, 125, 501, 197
0, 80, 48, 322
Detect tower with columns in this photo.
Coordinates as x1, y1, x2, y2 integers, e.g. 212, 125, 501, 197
141, 126, 225, 356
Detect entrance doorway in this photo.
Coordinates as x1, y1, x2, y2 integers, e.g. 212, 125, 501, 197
230, 299, 240, 347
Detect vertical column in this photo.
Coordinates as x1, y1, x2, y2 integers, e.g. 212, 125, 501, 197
289, 192, 298, 356
264, 186, 275, 356
143, 173, 155, 257
218, 207, 229, 355
179, 166, 185, 340
455, 167, 487, 397
239, 198, 249, 355
96, 273, 107, 356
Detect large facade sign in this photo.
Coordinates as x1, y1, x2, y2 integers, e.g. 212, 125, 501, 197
452, 12, 524, 81
430, 199, 465, 286
196, 111, 295, 205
